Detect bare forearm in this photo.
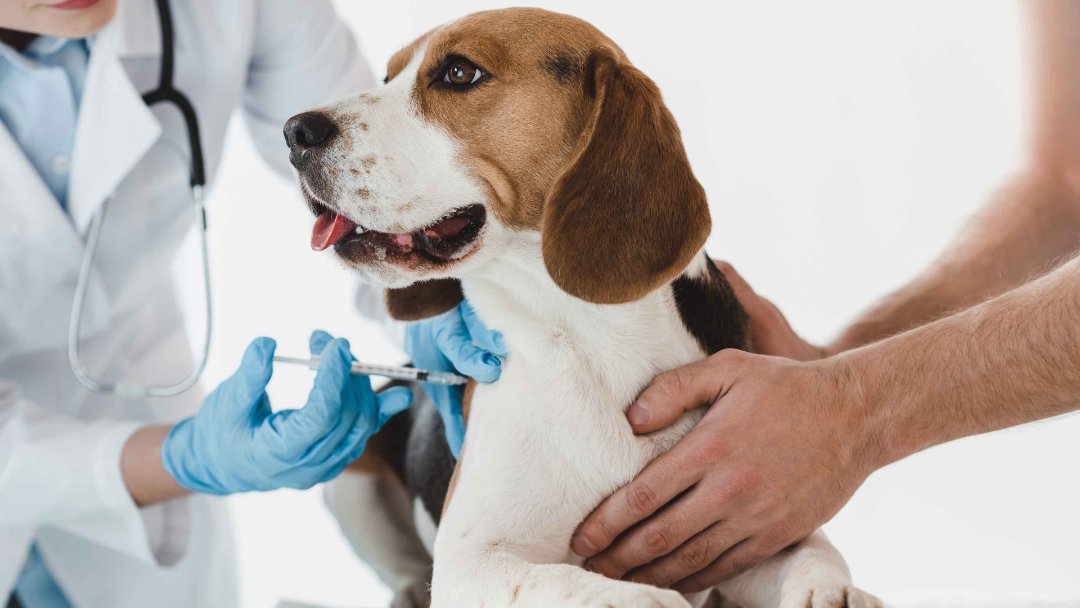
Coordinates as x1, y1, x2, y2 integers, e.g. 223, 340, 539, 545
842, 253, 1080, 466
121, 425, 189, 506
832, 0, 1080, 352
832, 171, 1080, 352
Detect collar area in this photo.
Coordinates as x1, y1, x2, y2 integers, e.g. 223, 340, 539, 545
0, 0, 161, 70
0, 35, 80, 73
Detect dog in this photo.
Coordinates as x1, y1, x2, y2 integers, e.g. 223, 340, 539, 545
285, 8, 880, 608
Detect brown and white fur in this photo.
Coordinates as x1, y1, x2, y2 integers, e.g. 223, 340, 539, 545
287, 8, 879, 608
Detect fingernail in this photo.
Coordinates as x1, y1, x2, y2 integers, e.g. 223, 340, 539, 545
573, 535, 597, 557
627, 402, 651, 426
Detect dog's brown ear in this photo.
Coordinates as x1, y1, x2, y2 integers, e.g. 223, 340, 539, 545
542, 50, 710, 305
385, 279, 463, 321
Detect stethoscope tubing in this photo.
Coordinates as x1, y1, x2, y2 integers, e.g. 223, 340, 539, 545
67, 0, 212, 398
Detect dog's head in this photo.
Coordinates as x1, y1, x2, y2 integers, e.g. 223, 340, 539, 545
285, 8, 710, 319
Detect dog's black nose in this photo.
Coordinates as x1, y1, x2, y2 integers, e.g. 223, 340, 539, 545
284, 112, 337, 165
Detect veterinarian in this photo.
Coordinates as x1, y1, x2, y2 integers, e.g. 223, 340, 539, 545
0, 1, 490, 606
560, 0, 1080, 592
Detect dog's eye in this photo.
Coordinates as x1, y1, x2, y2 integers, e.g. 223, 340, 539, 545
443, 60, 484, 87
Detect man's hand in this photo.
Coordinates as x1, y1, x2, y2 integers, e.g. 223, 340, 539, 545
571, 351, 877, 591
714, 261, 825, 360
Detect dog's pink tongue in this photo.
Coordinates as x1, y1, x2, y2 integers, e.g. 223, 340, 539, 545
311, 211, 359, 251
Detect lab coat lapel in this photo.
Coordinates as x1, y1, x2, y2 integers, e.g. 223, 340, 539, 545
67, 22, 163, 234
0, 124, 82, 257
0, 123, 113, 354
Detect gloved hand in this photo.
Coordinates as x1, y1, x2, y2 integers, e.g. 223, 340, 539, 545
162, 331, 412, 495
404, 300, 507, 458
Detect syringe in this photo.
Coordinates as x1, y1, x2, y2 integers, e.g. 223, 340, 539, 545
273, 355, 469, 386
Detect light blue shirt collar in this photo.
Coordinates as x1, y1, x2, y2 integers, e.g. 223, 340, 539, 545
0, 35, 90, 208
0, 34, 73, 69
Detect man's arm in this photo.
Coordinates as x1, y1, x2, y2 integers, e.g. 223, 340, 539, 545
572, 252, 1080, 590
833, 171, 1080, 352
850, 252, 1080, 462
831, 0, 1080, 352
570, 1, 1080, 586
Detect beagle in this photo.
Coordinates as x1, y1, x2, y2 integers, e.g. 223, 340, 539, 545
286, 8, 879, 608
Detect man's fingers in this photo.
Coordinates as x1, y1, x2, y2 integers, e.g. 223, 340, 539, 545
671, 537, 771, 592
628, 354, 738, 434
714, 260, 777, 327
625, 522, 746, 589
714, 260, 822, 360
584, 483, 724, 579
572, 430, 712, 558
712, 261, 758, 305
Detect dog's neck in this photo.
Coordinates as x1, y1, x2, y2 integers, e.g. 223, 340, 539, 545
460, 239, 705, 407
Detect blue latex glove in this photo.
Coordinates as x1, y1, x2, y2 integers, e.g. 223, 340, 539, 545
404, 300, 507, 457
162, 332, 412, 495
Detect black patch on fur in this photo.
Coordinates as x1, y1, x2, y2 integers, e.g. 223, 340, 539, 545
405, 394, 455, 524
544, 54, 581, 84
395, 257, 749, 525
672, 257, 751, 354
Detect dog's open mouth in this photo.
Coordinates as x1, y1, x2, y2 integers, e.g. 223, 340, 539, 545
309, 203, 486, 264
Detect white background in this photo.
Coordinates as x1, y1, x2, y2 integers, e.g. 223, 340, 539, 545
184, 1, 1080, 606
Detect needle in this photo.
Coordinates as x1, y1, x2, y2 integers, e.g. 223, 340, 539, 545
273, 355, 469, 386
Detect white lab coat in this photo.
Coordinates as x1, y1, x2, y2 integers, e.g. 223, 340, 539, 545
0, 0, 374, 605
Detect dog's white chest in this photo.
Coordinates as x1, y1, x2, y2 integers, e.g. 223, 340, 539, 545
436, 278, 705, 563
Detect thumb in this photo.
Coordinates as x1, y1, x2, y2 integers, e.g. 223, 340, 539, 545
309, 329, 336, 357
235, 337, 276, 402
627, 352, 737, 434
291, 338, 353, 437
213, 337, 275, 425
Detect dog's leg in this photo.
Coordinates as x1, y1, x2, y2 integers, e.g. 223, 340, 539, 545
325, 469, 433, 607
431, 547, 693, 608
432, 465, 691, 606
324, 394, 433, 608
713, 531, 881, 608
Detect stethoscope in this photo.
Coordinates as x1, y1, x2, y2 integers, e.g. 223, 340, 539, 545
68, 0, 212, 399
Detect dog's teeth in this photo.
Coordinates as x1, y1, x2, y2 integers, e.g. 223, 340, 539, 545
354, 226, 365, 234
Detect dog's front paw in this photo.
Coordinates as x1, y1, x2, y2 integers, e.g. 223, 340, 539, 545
525, 564, 692, 608
564, 581, 691, 608
779, 583, 882, 608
